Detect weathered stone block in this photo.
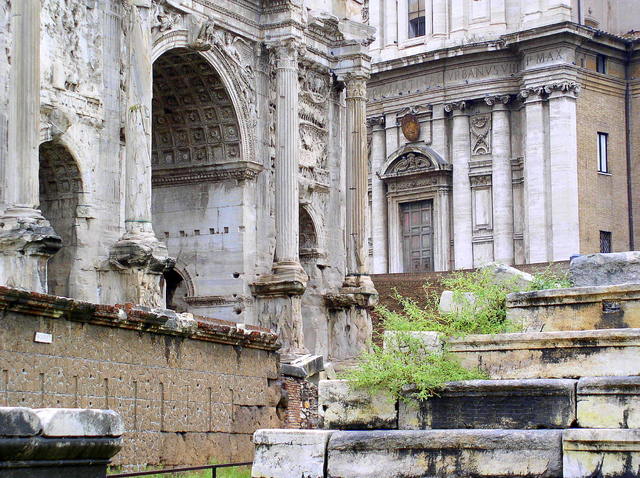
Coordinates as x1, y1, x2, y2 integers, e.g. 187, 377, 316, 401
280, 354, 324, 379
252, 429, 333, 478
449, 329, 640, 379
563, 429, 640, 478
326, 430, 563, 478
577, 376, 640, 428
399, 379, 576, 430
570, 252, 640, 287
318, 380, 397, 429
480, 262, 534, 288
0, 407, 41, 437
439, 290, 476, 314
506, 284, 640, 332
34, 408, 124, 437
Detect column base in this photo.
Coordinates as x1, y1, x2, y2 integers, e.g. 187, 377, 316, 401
104, 233, 175, 308
255, 294, 308, 357
326, 274, 379, 309
252, 261, 309, 297
0, 212, 62, 293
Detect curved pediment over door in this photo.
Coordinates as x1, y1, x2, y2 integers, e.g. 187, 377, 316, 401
378, 144, 451, 180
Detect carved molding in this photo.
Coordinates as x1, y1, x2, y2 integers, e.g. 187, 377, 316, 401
366, 116, 385, 129
152, 161, 263, 186
184, 295, 252, 307
469, 174, 492, 187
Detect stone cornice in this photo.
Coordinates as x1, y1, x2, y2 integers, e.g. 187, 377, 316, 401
0, 286, 279, 351
152, 161, 263, 186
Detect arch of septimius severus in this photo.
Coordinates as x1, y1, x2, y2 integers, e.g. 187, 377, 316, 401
0, 0, 376, 360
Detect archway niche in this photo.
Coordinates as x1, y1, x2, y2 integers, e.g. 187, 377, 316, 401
299, 206, 318, 257
151, 48, 246, 318
39, 141, 83, 297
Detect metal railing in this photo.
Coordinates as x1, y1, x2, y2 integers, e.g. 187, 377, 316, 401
108, 462, 252, 477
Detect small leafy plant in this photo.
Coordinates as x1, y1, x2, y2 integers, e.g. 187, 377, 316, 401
345, 267, 571, 399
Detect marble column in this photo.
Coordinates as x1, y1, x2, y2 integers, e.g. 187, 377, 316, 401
253, 40, 307, 357
0, 0, 61, 293
369, 116, 388, 274
521, 88, 549, 263
108, 0, 172, 307
124, 0, 154, 237
548, 83, 580, 261
446, 102, 473, 270
487, 95, 514, 265
272, 41, 306, 284
5, 0, 42, 215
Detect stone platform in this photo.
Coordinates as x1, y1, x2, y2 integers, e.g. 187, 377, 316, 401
448, 328, 640, 379
506, 284, 640, 332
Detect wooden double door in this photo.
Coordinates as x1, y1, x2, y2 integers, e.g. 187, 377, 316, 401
400, 199, 434, 273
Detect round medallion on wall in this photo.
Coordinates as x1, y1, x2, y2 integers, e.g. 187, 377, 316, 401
400, 114, 420, 142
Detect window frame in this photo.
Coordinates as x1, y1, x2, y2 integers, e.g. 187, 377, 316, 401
407, 0, 426, 39
600, 231, 612, 254
596, 54, 607, 74
597, 132, 609, 174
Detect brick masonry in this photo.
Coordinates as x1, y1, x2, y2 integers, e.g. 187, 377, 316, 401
0, 287, 284, 467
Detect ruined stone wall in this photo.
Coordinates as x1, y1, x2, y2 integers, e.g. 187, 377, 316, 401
0, 286, 284, 467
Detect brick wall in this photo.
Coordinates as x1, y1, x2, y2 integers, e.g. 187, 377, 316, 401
0, 287, 283, 467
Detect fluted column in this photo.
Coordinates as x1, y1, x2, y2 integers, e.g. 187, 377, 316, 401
124, 0, 154, 237
520, 87, 549, 263
486, 95, 514, 265
369, 116, 387, 274
0, 0, 61, 293
548, 83, 580, 260
108, 0, 172, 308
5, 0, 41, 215
273, 41, 304, 275
446, 102, 473, 270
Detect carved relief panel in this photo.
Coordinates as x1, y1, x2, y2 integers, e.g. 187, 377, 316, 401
470, 113, 491, 156
298, 63, 331, 191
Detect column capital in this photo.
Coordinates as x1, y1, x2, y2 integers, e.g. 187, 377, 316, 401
485, 94, 512, 109
267, 38, 306, 70
444, 101, 467, 115
344, 73, 369, 100
366, 115, 386, 131
519, 81, 581, 102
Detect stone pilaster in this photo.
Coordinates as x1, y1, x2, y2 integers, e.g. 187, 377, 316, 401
342, 74, 377, 301
486, 95, 514, 265
520, 87, 549, 264
548, 82, 581, 261
108, 0, 173, 308
0, 0, 61, 293
446, 101, 473, 270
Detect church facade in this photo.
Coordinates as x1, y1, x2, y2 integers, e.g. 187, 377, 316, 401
0, 0, 376, 360
366, 0, 640, 273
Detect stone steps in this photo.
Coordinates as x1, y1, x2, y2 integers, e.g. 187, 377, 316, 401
252, 428, 640, 478
449, 328, 640, 379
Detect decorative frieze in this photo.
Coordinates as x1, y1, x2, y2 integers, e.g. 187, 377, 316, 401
152, 161, 263, 186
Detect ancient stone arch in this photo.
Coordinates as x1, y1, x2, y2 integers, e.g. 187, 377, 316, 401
38, 140, 83, 297
151, 47, 242, 172
299, 205, 319, 255
152, 30, 256, 165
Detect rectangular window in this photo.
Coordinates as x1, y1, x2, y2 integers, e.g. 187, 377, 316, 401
600, 231, 612, 253
596, 54, 607, 74
597, 132, 609, 173
408, 0, 426, 38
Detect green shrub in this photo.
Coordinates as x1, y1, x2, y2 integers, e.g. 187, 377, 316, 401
344, 268, 540, 399
342, 332, 487, 401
